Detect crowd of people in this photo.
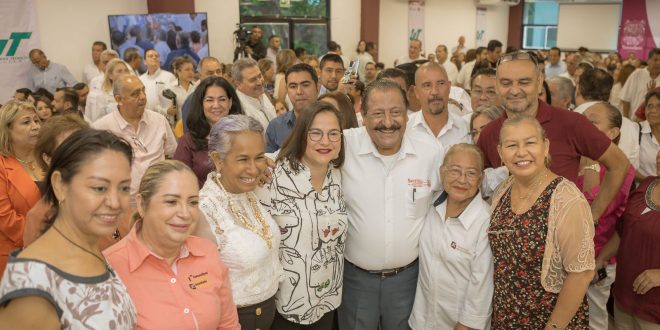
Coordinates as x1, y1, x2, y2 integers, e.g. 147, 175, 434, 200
0, 21, 659, 330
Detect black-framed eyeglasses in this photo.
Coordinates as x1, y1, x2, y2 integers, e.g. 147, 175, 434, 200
497, 51, 539, 68
308, 129, 342, 142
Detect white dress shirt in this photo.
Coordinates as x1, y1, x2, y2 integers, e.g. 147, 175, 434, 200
407, 111, 471, 150
574, 101, 640, 168
619, 68, 660, 117
140, 69, 177, 116
85, 88, 116, 123
342, 127, 444, 270
92, 108, 177, 200
236, 90, 277, 136
163, 81, 198, 125
82, 63, 102, 85
638, 122, 660, 178
395, 55, 423, 66
456, 60, 476, 90
89, 74, 104, 91
199, 173, 282, 306
449, 86, 473, 117
442, 60, 459, 84
409, 193, 493, 330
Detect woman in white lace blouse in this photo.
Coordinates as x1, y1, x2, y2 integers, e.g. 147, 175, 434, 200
197, 114, 281, 330
256, 101, 347, 329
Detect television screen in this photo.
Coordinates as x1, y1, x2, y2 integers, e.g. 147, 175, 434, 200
108, 13, 208, 70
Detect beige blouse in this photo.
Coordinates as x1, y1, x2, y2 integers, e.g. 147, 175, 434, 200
490, 176, 596, 293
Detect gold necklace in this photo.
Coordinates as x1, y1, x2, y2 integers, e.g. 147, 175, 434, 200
15, 156, 37, 171
213, 175, 272, 249
512, 170, 548, 214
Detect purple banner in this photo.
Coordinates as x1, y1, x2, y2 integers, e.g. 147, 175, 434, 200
618, 0, 659, 59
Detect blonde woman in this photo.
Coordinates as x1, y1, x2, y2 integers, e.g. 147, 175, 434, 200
85, 58, 130, 122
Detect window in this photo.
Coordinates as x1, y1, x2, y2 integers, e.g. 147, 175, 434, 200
240, 0, 330, 56
522, 1, 559, 49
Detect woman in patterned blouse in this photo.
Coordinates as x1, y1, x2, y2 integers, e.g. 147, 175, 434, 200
257, 101, 347, 329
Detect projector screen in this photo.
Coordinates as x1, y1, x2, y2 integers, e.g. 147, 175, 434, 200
556, 3, 621, 51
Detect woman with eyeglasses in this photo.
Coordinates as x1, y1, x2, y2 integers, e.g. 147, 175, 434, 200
196, 115, 281, 329
469, 105, 504, 144
409, 143, 493, 330
173, 76, 244, 187
489, 116, 595, 329
636, 91, 660, 182
256, 101, 347, 329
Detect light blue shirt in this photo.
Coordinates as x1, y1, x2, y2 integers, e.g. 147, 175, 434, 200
28, 62, 77, 93
545, 62, 566, 79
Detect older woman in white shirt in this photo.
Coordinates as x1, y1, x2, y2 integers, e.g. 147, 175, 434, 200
197, 114, 281, 330
85, 58, 129, 122
409, 143, 494, 330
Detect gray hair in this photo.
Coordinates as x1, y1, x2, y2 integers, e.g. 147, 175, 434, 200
470, 105, 504, 131
361, 79, 408, 115
442, 143, 485, 173
208, 114, 264, 159
231, 58, 258, 83
547, 76, 574, 103
112, 74, 139, 97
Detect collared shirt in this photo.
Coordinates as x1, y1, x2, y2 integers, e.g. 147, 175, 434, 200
456, 60, 476, 90
198, 173, 282, 306
236, 90, 277, 137
83, 63, 102, 85
140, 69, 177, 116
92, 109, 177, 199
638, 123, 660, 177
28, 61, 77, 94
449, 86, 473, 117
342, 127, 443, 270
266, 47, 279, 71
265, 111, 296, 153
356, 52, 374, 83
442, 60, 459, 84
85, 88, 116, 123
574, 101, 640, 168
104, 224, 240, 330
89, 74, 104, 91
409, 193, 494, 330
395, 55, 423, 66
256, 160, 347, 325
545, 62, 567, 79
165, 81, 198, 125
407, 110, 471, 150
477, 100, 612, 183
620, 68, 660, 116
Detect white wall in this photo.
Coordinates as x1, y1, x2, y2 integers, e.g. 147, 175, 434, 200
378, 0, 509, 67
35, 0, 148, 82
196, 0, 361, 63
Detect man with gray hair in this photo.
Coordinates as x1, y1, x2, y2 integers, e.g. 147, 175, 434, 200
89, 49, 120, 91
234, 58, 277, 135
92, 75, 176, 204
123, 47, 144, 76
28, 49, 77, 94
339, 79, 443, 329
547, 76, 574, 110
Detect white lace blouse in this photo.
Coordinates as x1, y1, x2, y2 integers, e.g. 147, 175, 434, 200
199, 173, 282, 306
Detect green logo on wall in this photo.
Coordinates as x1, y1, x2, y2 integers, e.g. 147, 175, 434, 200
0, 32, 32, 57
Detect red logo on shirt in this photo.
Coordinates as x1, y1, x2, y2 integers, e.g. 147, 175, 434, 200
408, 178, 431, 188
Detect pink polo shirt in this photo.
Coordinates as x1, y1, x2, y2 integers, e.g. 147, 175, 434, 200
104, 224, 240, 330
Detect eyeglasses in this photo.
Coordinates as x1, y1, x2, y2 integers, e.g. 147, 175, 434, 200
497, 51, 539, 68
131, 136, 148, 153
442, 165, 481, 181
308, 129, 342, 142
646, 103, 660, 112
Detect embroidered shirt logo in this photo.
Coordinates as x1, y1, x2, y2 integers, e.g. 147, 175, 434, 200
188, 272, 209, 289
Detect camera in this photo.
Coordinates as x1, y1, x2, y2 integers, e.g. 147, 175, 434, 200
233, 23, 252, 61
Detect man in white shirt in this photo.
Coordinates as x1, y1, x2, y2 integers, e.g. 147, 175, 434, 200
357, 42, 376, 82
89, 49, 120, 91
408, 62, 470, 149
434, 45, 459, 84
574, 68, 640, 169
545, 47, 566, 79
123, 47, 143, 76
82, 41, 106, 84
339, 79, 443, 330
451, 35, 467, 57
620, 48, 660, 119
140, 49, 176, 117
394, 39, 423, 66
92, 75, 176, 204
266, 35, 281, 71
233, 58, 277, 135
559, 53, 582, 85
456, 47, 487, 90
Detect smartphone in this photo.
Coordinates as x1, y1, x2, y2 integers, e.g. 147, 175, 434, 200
591, 268, 607, 284
341, 60, 359, 84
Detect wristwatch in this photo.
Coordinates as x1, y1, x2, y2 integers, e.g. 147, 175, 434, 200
583, 164, 601, 173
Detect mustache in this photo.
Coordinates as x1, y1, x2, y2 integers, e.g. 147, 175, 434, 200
428, 96, 444, 102
375, 122, 402, 132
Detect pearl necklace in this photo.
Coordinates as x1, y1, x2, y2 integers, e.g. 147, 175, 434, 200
213, 174, 273, 249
